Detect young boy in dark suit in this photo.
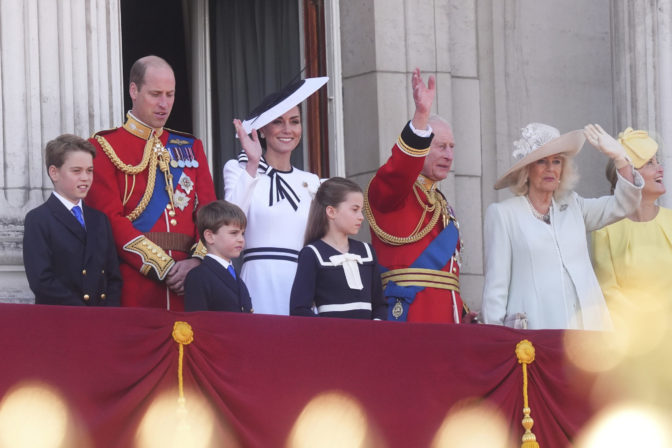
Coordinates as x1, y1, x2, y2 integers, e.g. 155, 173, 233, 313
23, 134, 122, 306
184, 200, 253, 313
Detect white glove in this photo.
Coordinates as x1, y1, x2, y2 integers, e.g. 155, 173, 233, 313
584, 124, 630, 168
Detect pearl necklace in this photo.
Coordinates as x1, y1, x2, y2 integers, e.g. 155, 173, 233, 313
525, 195, 551, 224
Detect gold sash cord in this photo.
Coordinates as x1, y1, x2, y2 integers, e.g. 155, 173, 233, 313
381, 268, 460, 292
95, 134, 176, 222
516, 339, 540, 448
172, 321, 194, 408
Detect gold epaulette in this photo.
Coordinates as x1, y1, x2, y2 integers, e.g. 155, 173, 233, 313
124, 236, 175, 280
191, 239, 208, 260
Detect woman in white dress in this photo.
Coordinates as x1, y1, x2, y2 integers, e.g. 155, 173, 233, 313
224, 78, 327, 315
481, 123, 642, 330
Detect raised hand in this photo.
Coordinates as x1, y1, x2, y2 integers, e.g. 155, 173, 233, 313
584, 124, 627, 162
233, 118, 262, 177
411, 68, 436, 131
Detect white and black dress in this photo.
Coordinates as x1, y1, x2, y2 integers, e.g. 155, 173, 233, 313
224, 154, 320, 315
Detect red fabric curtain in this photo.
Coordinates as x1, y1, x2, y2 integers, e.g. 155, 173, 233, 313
0, 304, 598, 447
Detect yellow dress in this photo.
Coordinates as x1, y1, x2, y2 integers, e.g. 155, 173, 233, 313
591, 207, 672, 308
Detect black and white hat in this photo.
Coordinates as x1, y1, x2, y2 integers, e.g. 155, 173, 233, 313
241, 77, 329, 134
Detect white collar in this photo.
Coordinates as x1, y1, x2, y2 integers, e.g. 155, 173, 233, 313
206, 253, 233, 270
52, 192, 82, 212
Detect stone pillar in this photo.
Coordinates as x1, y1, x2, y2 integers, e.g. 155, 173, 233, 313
486, 0, 614, 200
611, 0, 672, 206
0, 0, 123, 303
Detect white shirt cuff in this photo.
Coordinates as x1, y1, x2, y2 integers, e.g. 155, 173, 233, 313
409, 121, 433, 138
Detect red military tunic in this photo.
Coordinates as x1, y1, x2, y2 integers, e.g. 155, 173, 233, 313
366, 122, 463, 323
87, 114, 216, 310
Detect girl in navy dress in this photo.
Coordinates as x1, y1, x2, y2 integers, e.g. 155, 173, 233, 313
290, 177, 387, 319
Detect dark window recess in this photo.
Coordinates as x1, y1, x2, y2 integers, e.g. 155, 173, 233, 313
120, 0, 192, 133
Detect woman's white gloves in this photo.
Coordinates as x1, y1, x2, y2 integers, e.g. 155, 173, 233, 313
584, 123, 631, 169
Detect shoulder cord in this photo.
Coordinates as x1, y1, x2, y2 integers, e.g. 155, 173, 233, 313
95, 135, 162, 222
363, 177, 447, 246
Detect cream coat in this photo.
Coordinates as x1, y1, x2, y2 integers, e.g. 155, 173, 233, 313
481, 172, 642, 330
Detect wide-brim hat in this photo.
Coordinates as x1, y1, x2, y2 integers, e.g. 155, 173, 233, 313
494, 128, 585, 190
240, 76, 329, 134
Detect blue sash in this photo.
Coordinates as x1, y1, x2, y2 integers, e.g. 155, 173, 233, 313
132, 132, 193, 232
382, 221, 459, 321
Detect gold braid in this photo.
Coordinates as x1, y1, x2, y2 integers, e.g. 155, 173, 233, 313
363, 177, 447, 246
95, 135, 160, 222
95, 135, 153, 174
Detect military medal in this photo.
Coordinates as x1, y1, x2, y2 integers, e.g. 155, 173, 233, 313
187, 147, 199, 168
169, 147, 179, 168
181, 147, 192, 167
392, 299, 404, 319
184, 147, 193, 168
177, 148, 185, 168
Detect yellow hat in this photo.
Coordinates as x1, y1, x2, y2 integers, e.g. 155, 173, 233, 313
617, 127, 658, 169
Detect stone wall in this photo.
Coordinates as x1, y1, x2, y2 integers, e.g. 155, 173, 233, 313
339, 0, 622, 311
0, 0, 123, 303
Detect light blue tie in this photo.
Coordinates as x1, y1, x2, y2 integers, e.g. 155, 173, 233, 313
72, 205, 86, 229
227, 264, 236, 280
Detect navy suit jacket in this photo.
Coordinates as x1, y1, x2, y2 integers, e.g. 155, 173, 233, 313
184, 256, 253, 312
23, 194, 122, 306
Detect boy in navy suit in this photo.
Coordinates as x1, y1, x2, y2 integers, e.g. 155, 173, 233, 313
23, 134, 122, 306
184, 200, 253, 312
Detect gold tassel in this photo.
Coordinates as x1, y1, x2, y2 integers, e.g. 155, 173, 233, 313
172, 321, 194, 406
516, 340, 540, 448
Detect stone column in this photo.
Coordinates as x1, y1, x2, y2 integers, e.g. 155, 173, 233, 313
0, 0, 123, 302
611, 0, 672, 206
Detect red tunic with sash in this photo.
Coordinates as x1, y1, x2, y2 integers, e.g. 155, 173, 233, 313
87, 115, 216, 310
366, 122, 463, 323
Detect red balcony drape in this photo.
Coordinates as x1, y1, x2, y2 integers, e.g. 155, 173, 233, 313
0, 304, 598, 447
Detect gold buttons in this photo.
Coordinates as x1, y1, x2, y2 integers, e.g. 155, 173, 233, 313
170, 219, 177, 226
101, 269, 105, 274
168, 210, 176, 217
100, 294, 106, 300
166, 204, 173, 210
83, 294, 90, 301
82, 269, 87, 275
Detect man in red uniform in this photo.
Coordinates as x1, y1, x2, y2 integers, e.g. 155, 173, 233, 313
365, 69, 464, 323
87, 55, 216, 310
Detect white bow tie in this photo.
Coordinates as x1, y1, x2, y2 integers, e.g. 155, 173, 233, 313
329, 253, 364, 290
